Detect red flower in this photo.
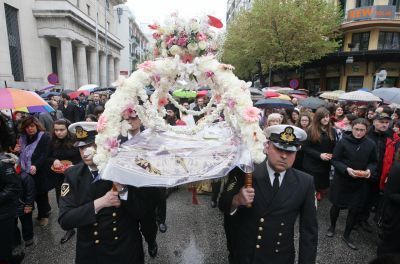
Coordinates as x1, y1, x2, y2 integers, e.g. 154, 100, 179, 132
148, 24, 159, 30
158, 98, 168, 107
181, 54, 194, 63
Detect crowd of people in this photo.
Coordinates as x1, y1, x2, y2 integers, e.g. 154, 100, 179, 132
1, 89, 400, 264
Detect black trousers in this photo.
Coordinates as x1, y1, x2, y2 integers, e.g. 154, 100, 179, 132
14, 213, 33, 244
140, 211, 158, 245
211, 180, 222, 203
0, 217, 16, 262
155, 188, 167, 224
35, 192, 51, 219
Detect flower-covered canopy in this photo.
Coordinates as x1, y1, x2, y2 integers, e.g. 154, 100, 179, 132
94, 14, 266, 187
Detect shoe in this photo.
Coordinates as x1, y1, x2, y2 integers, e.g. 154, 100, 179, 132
342, 236, 358, 250
38, 218, 49, 227
25, 239, 34, 247
211, 201, 217, 208
360, 221, 373, 233
326, 227, 335, 238
148, 242, 158, 258
316, 192, 322, 201
159, 223, 167, 233
60, 229, 75, 244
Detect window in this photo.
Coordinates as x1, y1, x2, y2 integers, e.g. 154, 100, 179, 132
378, 32, 400, 50
373, 76, 398, 88
4, 4, 24, 81
351, 32, 370, 51
389, 0, 400, 12
50, 46, 58, 75
305, 79, 320, 95
355, 0, 373, 7
106, 21, 110, 31
346, 76, 364, 91
76, 0, 80, 8
326, 77, 340, 91
87, 4, 90, 16
106, 0, 109, 9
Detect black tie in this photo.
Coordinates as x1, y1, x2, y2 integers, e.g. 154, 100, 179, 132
91, 170, 100, 182
273, 172, 280, 194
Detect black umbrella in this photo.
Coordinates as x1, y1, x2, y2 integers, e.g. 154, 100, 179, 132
254, 98, 294, 109
40, 91, 60, 98
298, 97, 326, 109
198, 86, 211, 91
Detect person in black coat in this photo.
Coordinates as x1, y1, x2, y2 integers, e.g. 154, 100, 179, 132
48, 119, 81, 244
59, 93, 81, 123
219, 125, 318, 264
327, 118, 377, 250
86, 93, 105, 116
19, 116, 51, 227
58, 122, 144, 264
0, 142, 22, 263
377, 159, 400, 256
302, 107, 336, 201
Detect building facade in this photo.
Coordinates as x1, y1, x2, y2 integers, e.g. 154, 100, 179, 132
272, 0, 400, 92
0, 0, 125, 91
226, 0, 253, 25
114, 4, 148, 76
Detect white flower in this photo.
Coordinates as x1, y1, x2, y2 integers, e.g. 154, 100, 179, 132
169, 45, 182, 56
198, 41, 207, 50
187, 42, 198, 53
189, 20, 200, 33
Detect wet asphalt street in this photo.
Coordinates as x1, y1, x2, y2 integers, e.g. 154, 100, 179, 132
22, 188, 378, 264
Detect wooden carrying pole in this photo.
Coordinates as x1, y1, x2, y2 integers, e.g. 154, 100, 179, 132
245, 172, 253, 208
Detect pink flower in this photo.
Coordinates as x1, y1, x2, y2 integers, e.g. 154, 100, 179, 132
97, 114, 107, 132
243, 107, 261, 123
152, 33, 161, 40
121, 103, 137, 119
152, 74, 161, 83
138, 61, 154, 72
166, 36, 176, 47
177, 37, 188, 47
196, 32, 208, 41
105, 138, 120, 156
158, 98, 168, 107
205, 71, 214, 78
153, 48, 160, 57
181, 54, 193, 63
215, 94, 222, 103
227, 98, 236, 109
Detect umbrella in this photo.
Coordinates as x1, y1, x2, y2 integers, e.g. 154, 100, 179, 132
338, 91, 381, 102
319, 90, 345, 100
197, 90, 208, 97
279, 89, 306, 95
40, 91, 60, 99
254, 98, 294, 109
172, 89, 197, 99
298, 97, 326, 109
275, 87, 293, 93
276, 94, 291, 101
249, 88, 263, 96
78, 84, 99, 91
264, 90, 280, 98
0, 88, 54, 113
372, 88, 400, 105
68, 90, 90, 99
291, 93, 308, 99
39, 84, 56, 91
197, 86, 211, 91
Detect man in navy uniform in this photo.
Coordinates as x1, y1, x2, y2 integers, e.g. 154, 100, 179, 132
58, 122, 144, 264
219, 125, 318, 264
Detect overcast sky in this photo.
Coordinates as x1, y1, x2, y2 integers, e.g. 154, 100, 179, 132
126, 0, 227, 29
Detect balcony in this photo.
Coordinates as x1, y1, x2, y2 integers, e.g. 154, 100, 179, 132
340, 6, 400, 30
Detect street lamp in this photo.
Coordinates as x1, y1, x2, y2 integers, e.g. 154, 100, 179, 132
374, 69, 387, 90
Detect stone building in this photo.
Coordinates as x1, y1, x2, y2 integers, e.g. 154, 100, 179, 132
0, 0, 125, 91
114, 4, 148, 76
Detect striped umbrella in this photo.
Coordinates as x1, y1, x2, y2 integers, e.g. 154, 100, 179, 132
0, 88, 54, 113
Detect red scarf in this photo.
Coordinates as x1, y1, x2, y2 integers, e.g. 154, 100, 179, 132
380, 133, 400, 190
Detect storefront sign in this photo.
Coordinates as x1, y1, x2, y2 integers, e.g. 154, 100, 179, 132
347, 5, 395, 22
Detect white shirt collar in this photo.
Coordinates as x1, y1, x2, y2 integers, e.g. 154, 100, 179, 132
266, 161, 286, 186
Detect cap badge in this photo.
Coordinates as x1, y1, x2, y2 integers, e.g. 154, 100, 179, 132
279, 127, 296, 143
75, 126, 88, 139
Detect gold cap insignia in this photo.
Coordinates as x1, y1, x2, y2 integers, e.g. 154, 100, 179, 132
279, 127, 296, 143
75, 126, 88, 139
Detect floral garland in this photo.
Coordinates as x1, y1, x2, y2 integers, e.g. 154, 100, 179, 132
93, 15, 266, 172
